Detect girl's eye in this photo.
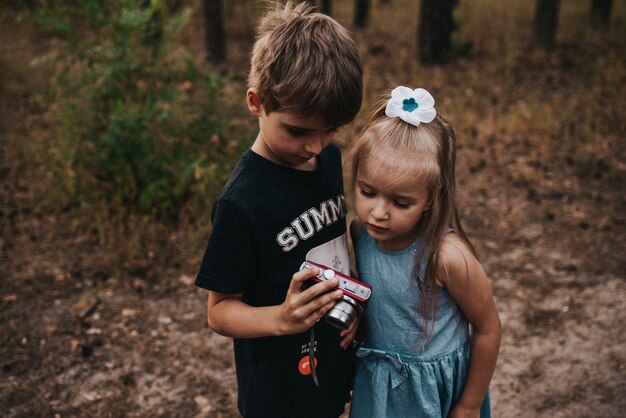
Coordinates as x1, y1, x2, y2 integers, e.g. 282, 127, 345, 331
360, 188, 375, 197
394, 201, 411, 208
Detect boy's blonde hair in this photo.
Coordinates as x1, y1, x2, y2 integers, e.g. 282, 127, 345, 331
249, 1, 363, 127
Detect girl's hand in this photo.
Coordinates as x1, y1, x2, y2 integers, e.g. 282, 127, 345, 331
277, 267, 343, 335
448, 403, 480, 418
339, 317, 360, 349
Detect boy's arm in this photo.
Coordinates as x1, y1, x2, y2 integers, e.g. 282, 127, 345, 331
207, 267, 344, 338
437, 235, 501, 416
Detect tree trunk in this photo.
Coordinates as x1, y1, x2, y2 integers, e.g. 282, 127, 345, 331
533, 0, 560, 49
203, 0, 226, 64
320, 0, 332, 15
418, 0, 456, 64
590, 0, 613, 29
354, 0, 370, 28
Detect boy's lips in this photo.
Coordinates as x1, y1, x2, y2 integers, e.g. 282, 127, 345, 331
293, 154, 314, 163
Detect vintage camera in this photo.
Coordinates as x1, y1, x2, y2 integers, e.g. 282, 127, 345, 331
299, 261, 372, 331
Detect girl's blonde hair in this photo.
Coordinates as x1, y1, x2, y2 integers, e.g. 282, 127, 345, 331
350, 98, 477, 335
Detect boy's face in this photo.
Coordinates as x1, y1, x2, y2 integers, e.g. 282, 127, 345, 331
247, 89, 337, 170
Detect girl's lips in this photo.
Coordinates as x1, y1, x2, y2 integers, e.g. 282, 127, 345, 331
366, 223, 388, 234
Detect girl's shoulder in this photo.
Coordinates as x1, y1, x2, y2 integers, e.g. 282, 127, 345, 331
435, 233, 482, 288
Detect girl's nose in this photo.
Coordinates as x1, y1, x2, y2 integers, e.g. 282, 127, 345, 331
370, 200, 389, 220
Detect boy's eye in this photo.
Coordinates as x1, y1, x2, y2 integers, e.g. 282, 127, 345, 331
287, 128, 307, 137
359, 188, 375, 197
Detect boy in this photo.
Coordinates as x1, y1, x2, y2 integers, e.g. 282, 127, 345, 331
195, 2, 363, 417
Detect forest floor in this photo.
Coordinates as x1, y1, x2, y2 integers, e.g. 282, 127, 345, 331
2, 2, 625, 417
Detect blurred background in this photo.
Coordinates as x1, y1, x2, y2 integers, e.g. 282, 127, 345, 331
1, 0, 624, 416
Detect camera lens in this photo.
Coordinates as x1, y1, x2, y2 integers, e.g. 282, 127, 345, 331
325, 297, 362, 330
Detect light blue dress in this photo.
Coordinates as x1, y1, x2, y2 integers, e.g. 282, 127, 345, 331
350, 228, 491, 418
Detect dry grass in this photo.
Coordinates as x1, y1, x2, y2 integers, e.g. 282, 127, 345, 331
215, 0, 625, 184
2, 1, 625, 416
223, 1, 626, 261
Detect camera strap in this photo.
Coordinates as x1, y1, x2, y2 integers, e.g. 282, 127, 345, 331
309, 325, 319, 387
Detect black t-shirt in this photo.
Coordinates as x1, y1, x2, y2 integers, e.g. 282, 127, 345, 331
196, 144, 354, 418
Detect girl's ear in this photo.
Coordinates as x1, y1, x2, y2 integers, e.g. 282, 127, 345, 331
425, 197, 434, 215
246, 88, 263, 117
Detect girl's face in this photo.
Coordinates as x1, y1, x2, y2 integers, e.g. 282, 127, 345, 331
355, 157, 431, 252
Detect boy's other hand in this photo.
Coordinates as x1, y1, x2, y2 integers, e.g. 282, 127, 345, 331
277, 267, 343, 335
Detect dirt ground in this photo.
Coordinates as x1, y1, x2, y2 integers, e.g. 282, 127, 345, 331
2, 4, 625, 418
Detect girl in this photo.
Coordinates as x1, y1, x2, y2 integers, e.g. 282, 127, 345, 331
347, 87, 501, 418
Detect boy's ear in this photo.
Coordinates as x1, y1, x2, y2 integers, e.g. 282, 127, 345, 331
246, 88, 263, 117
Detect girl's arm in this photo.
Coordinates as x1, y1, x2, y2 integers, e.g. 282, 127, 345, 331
436, 234, 502, 417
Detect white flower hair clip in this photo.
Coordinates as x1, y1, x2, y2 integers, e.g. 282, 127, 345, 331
385, 86, 436, 127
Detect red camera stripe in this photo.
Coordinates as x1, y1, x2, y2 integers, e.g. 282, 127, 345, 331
303, 260, 372, 302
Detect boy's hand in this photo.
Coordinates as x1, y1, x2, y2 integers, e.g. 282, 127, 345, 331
277, 267, 343, 335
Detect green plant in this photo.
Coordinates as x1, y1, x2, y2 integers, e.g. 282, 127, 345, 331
32, 0, 241, 222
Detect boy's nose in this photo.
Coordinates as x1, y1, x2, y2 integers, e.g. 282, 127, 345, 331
304, 137, 323, 156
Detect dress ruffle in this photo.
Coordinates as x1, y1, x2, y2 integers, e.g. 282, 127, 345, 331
350, 343, 490, 418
